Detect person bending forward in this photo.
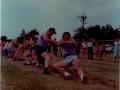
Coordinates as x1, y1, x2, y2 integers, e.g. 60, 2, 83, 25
36, 28, 57, 75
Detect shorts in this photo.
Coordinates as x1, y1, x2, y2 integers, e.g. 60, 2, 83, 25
62, 55, 77, 67
35, 45, 47, 55
35, 45, 46, 65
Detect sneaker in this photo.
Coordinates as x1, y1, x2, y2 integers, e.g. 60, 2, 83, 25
36, 64, 41, 67
32, 61, 36, 64
22, 62, 30, 65
43, 71, 52, 75
65, 75, 72, 80
82, 76, 88, 84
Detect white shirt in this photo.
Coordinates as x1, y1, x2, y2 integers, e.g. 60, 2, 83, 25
4, 42, 9, 49
82, 42, 87, 48
87, 42, 93, 47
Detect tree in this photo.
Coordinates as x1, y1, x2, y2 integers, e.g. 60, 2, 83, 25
73, 14, 88, 40
20, 29, 25, 37
73, 26, 88, 40
87, 25, 101, 40
73, 23, 120, 41
77, 13, 87, 28
19, 29, 26, 44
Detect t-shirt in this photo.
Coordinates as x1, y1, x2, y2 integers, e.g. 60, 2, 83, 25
4, 42, 9, 49
7, 42, 12, 48
82, 42, 87, 48
101, 45, 106, 50
59, 38, 76, 58
87, 42, 93, 47
31, 35, 40, 44
37, 32, 48, 48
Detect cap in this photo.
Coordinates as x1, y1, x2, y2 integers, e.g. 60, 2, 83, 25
49, 28, 56, 34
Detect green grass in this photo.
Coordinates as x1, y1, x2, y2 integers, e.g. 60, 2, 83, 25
1, 53, 119, 90
1, 59, 46, 90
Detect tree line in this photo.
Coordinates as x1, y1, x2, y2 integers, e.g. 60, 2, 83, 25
73, 14, 120, 41
73, 24, 120, 41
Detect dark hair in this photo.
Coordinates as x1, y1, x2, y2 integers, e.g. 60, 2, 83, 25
30, 29, 37, 35
62, 32, 71, 38
17, 37, 21, 39
48, 28, 56, 34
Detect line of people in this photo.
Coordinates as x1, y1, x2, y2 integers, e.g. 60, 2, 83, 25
1, 28, 89, 84
75, 38, 120, 62
1, 27, 120, 84
77, 39, 108, 61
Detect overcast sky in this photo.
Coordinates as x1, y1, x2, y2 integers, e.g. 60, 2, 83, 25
1, 0, 120, 40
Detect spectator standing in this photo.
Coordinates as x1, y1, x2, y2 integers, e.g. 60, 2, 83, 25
53, 38, 58, 56
75, 39, 81, 58
87, 38, 94, 60
81, 39, 87, 59
100, 42, 107, 62
113, 38, 120, 62
94, 42, 100, 60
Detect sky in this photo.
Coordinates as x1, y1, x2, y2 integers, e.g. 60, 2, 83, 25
1, 0, 120, 40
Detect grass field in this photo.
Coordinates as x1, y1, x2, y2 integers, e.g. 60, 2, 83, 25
1, 53, 119, 90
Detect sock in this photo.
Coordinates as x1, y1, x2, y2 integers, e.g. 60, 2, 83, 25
80, 75, 83, 81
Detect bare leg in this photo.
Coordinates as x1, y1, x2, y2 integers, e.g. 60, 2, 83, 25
95, 54, 97, 60
53, 61, 68, 73
41, 52, 51, 67
48, 53, 56, 66
53, 61, 72, 78
104, 53, 107, 62
98, 53, 100, 60
14, 50, 20, 60
72, 58, 84, 77
23, 50, 31, 63
41, 52, 53, 75
31, 50, 39, 65
72, 58, 88, 84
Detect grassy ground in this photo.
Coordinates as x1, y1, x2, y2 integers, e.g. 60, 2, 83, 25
1, 53, 119, 90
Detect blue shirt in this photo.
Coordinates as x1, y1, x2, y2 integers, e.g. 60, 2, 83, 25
32, 35, 39, 44
59, 38, 76, 58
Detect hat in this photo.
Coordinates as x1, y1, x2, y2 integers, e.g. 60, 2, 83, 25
49, 28, 56, 34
